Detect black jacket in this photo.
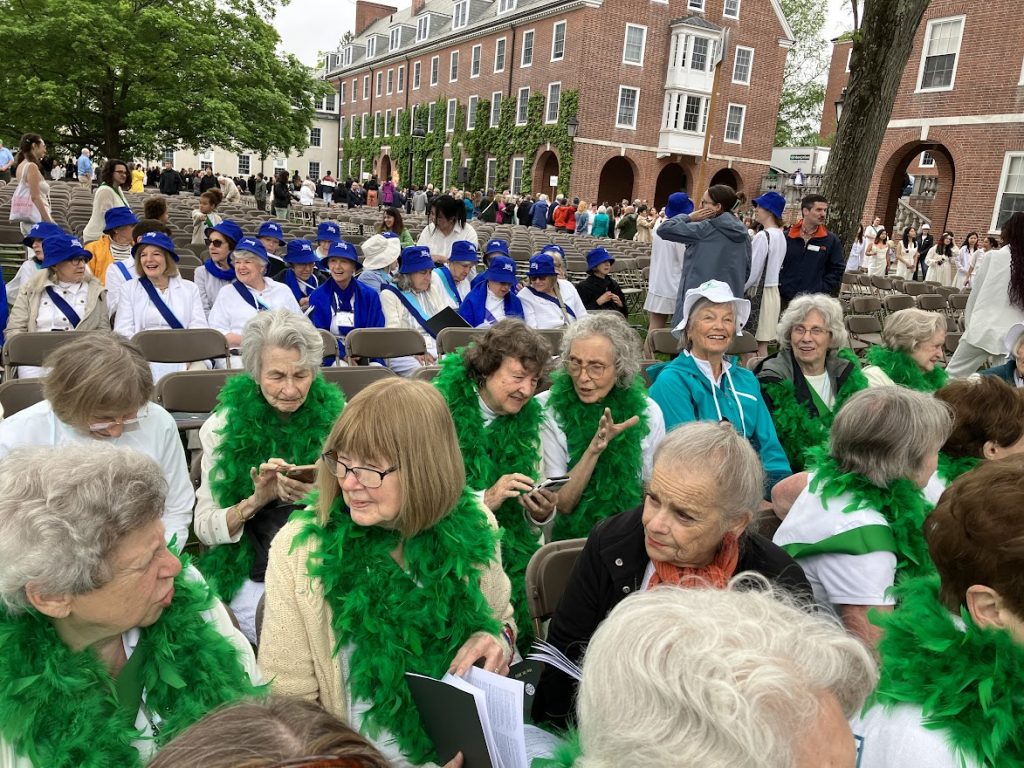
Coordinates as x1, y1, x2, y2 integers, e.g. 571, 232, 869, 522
531, 505, 811, 728
158, 169, 183, 195
575, 274, 628, 318
779, 227, 845, 301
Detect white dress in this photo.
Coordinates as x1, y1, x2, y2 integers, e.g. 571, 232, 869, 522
894, 242, 917, 280
866, 243, 889, 277
845, 239, 866, 272
645, 228, 686, 315
953, 246, 972, 289
744, 228, 785, 342
519, 280, 588, 330
925, 246, 954, 287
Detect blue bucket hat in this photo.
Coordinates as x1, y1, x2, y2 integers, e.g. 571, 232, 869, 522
285, 239, 317, 264
103, 206, 139, 233
586, 247, 615, 272
665, 192, 695, 218
753, 191, 786, 221
323, 240, 361, 266
541, 243, 565, 258
21, 221, 64, 246
400, 245, 434, 274
206, 220, 244, 248
41, 235, 92, 269
258, 220, 287, 245
484, 238, 510, 257
317, 221, 342, 243
528, 253, 557, 278
449, 240, 480, 263
482, 255, 517, 284
131, 231, 179, 262
233, 237, 269, 262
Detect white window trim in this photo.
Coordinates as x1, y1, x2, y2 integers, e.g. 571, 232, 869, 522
919, 151, 935, 168
450, 50, 459, 82
490, 91, 502, 127
430, 55, 439, 85
443, 157, 453, 189
340, 82, 346, 105
376, 71, 383, 97
516, 87, 530, 125
453, 0, 469, 30
389, 27, 401, 52
723, 0, 740, 19
413, 61, 421, 90
914, 14, 966, 94
395, 107, 402, 135
446, 98, 457, 132
845, 47, 852, 73
387, 69, 394, 95
471, 44, 482, 77
485, 157, 497, 192
363, 75, 369, 99
724, 103, 746, 144
494, 37, 507, 73
373, 110, 381, 137
688, 0, 705, 10
1020, 56, 1024, 85
352, 78, 358, 101
398, 65, 405, 93
991, 151, 1024, 233
622, 24, 647, 66
366, 37, 376, 59
616, 85, 639, 129
550, 20, 566, 61
732, 45, 754, 85
498, 0, 516, 14
467, 95, 478, 130
511, 157, 525, 194
416, 15, 430, 42
310, 127, 322, 147
424, 157, 432, 186
545, 81, 561, 124
521, 28, 535, 68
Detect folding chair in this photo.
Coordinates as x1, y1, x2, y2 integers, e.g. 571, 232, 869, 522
525, 538, 587, 640
132, 328, 230, 365
2, 331, 84, 379
915, 294, 948, 312
944, 332, 962, 356
883, 295, 915, 314
845, 314, 883, 348
436, 326, 487, 356
647, 328, 682, 357
904, 282, 929, 297
345, 328, 426, 360
320, 366, 398, 400
0, 378, 44, 418
157, 369, 238, 413
728, 330, 759, 356
412, 365, 442, 382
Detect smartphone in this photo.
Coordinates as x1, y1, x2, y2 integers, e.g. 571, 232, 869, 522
281, 465, 317, 484
532, 476, 571, 493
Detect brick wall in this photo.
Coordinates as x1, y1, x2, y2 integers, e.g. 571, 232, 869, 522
355, 1, 398, 36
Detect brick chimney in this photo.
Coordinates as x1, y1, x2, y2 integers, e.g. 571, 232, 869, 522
355, 0, 398, 35
411, 0, 426, 15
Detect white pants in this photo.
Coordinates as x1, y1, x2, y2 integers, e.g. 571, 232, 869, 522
229, 578, 265, 646
946, 339, 997, 378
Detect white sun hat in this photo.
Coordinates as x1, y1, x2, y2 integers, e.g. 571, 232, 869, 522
674, 279, 751, 335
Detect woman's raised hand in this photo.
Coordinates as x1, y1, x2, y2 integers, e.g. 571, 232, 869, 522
587, 407, 640, 456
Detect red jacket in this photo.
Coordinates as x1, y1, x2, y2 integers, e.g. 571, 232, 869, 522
553, 204, 575, 230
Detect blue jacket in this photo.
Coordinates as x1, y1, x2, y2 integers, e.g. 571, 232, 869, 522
308, 279, 385, 358
531, 200, 549, 229
778, 225, 846, 302
647, 352, 791, 491
980, 359, 1020, 385
0, 281, 8, 347
458, 281, 524, 327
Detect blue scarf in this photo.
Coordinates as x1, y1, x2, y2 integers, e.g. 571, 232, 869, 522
203, 257, 235, 281
458, 281, 523, 327
283, 269, 319, 300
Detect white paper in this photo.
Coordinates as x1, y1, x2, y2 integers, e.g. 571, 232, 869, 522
462, 667, 529, 768
526, 639, 582, 681
524, 724, 562, 762
441, 672, 504, 768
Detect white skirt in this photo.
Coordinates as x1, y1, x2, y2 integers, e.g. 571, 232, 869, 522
755, 286, 781, 342
643, 291, 676, 315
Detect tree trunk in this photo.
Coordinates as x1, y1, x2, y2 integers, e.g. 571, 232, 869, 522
821, 0, 931, 257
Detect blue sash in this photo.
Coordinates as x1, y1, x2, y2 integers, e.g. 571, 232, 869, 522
382, 284, 435, 337
139, 277, 184, 329
44, 286, 82, 327
526, 285, 576, 320
115, 261, 132, 281
232, 280, 269, 311
203, 258, 235, 281
436, 266, 461, 304
284, 269, 318, 300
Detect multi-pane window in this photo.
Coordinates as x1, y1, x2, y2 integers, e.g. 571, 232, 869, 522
467, 95, 478, 129
361, 113, 368, 137
920, 151, 935, 167
389, 27, 401, 51
342, 47, 353, 66
551, 21, 566, 60
691, 37, 709, 71
325, 92, 336, 111
308, 161, 320, 179
162, 148, 175, 164
510, 157, 524, 194
994, 153, 1024, 230
521, 30, 534, 66
398, 66, 405, 92
732, 46, 753, 84
310, 128, 322, 147
546, 82, 560, 123
724, 0, 740, 18
424, 156, 433, 185
427, 102, 436, 131
352, 78, 358, 101
516, 87, 530, 125
724, 104, 745, 142
498, 0, 516, 12
340, 82, 347, 104
417, 15, 429, 41
485, 158, 497, 192
387, 69, 394, 94
430, 56, 439, 85
495, 38, 506, 72
616, 86, 639, 128
384, 109, 392, 136
363, 75, 369, 99
917, 16, 964, 91
446, 99, 457, 131
450, 51, 459, 81
688, 0, 704, 9
413, 61, 421, 89
623, 25, 646, 65
395, 108, 402, 135
471, 45, 481, 76
366, 37, 376, 58
490, 91, 502, 127
453, 0, 468, 29
443, 158, 452, 190
373, 111, 381, 137
350, 115, 357, 138
376, 72, 383, 96
237, 155, 250, 175
410, 104, 419, 132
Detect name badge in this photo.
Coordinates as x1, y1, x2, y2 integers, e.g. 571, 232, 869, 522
807, 244, 821, 252
333, 311, 355, 333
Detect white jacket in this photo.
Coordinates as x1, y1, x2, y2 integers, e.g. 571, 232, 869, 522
208, 277, 301, 337
962, 246, 1024, 354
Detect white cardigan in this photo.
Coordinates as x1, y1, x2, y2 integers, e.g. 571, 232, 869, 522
962, 246, 1024, 355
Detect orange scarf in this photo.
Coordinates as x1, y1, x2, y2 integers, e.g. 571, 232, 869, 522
648, 533, 740, 590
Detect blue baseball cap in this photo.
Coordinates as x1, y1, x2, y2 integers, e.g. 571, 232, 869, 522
665, 192, 695, 218
41, 234, 92, 269
285, 239, 317, 264
449, 240, 480, 263
131, 231, 179, 262
206, 220, 244, 248
586, 247, 615, 272
233, 237, 269, 262
103, 206, 139, 233
483, 255, 517, 284
317, 221, 342, 243
484, 238, 509, 257
323, 240, 360, 266
400, 245, 434, 274
258, 220, 287, 245
541, 244, 565, 258
21, 221, 64, 246
528, 253, 557, 277
753, 191, 786, 221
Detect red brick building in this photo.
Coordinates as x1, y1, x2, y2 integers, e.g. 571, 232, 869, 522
820, 1, 1024, 238
326, 0, 794, 207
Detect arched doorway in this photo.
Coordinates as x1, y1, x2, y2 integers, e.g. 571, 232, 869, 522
596, 156, 636, 205
532, 150, 560, 198
654, 163, 688, 210
379, 154, 393, 183
873, 141, 954, 235
709, 167, 741, 191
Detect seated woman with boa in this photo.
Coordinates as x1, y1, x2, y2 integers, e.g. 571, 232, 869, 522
861, 308, 947, 392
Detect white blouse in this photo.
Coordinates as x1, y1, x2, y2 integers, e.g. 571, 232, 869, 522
208, 277, 302, 337
104, 254, 137, 317
35, 280, 88, 332
519, 280, 588, 329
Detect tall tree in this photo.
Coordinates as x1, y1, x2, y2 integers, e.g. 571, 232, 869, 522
775, 0, 830, 147
821, 0, 931, 255
0, 0, 329, 162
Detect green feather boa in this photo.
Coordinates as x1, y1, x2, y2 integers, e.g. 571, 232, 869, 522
293, 489, 503, 765
547, 371, 650, 541
871, 575, 1024, 766
433, 351, 545, 652
761, 349, 868, 471
807, 447, 935, 581
0, 555, 264, 767
865, 345, 948, 392
198, 373, 344, 601
937, 452, 981, 485
531, 731, 583, 767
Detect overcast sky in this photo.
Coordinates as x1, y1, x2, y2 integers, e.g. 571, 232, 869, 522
275, 0, 854, 67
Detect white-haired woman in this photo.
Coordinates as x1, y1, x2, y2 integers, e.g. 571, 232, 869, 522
773, 387, 953, 645
862, 308, 947, 392
381, 245, 450, 376
755, 294, 868, 471
519, 253, 587, 329
532, 421, 813, 729
0, 445, 261, 767
537, 312, 666, 541
195, 310, 344, 645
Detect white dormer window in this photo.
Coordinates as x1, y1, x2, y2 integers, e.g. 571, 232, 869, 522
453, 1, 469, 30
417, 15, 430, 42
390, 27, 401, 52
498, 0, 516, 12
342, 46, 353, 66
366, 36, 376, 59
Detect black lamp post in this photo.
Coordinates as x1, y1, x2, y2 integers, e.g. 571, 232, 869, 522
565, 115, 579, 139
834, 86, 848, 125
408, 125, 426, 186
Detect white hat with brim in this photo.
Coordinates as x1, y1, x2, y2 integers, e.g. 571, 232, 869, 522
674, 279, 751, 335
361, 233, 402, 271
1005, 322, 1024, 357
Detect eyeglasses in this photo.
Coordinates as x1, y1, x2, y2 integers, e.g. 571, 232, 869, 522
792, 325, 830, 339
88, 406, 148, 432
321, 452, 399, 488
205, 238, 228, 247
566, 359, 609, 379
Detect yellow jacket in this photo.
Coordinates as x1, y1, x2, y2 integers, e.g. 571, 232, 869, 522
85, 236, 114, 284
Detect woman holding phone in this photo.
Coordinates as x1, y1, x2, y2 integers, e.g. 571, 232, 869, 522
194, 309, 344, 644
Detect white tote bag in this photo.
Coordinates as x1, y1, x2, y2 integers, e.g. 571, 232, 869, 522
8, 177, 41, 224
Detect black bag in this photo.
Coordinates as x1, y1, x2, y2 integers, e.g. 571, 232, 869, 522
244, 500, 301, 582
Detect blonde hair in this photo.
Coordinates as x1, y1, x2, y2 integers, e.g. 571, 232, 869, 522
315, 378, 465, 536
133, 243, 180, 278
881, 308, 945, 354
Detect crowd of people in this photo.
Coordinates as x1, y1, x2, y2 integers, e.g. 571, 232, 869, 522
2, 129, 1024, 767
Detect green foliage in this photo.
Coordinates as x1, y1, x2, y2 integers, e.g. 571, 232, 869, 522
340, 90, 579, 195
0, 0, 330, 161
775, 0, 830, 146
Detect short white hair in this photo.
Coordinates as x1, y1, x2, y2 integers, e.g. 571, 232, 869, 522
575, 586, 876, 768
560, 313, 642, 388
776, 294, 849, 350
240, 309, 323, 377
881, 308, 945, 354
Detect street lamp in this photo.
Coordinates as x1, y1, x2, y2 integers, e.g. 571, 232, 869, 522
834, 86, 848, 125
408, 124, 426, 186
565, 115, 579, 139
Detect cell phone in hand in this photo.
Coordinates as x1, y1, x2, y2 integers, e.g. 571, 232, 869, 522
532, 476, 571, 493
281, 465, 317, 484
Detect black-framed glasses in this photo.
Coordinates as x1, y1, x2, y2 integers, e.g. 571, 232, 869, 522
205, 237, 228, 247
321, 452, 399, 489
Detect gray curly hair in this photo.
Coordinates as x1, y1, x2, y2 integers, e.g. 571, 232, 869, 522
240, 309, 323, 377
560, 312, 642, 387
776, 294, 849, 351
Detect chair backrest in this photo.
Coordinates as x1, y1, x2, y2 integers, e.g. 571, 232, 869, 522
949, 293, 970, 311
851, 296, 882, 314
0, 378, 44, 418
916, 294, 948, 312
2, 331, 84, 376
131, 329, 230, 364
156, 369, 237, 412
436, 327, 487, 356
944, 331, 962, 355
647, 328, 681, 357
846, 314, 882, 334
883, 295, 915, 313
344, 328, 426, 359
412, 365, 442, 382
320, 365, 397, 399
525, 538, 587, 640
904, 282, 929, 296
318, 329, 339, 361
536, 328, 564, 356
728, 330, 758, 356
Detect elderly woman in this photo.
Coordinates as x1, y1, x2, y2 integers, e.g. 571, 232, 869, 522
209, 237, 301, 357
862, 308, 947, 391
519, 253, 587, 329
279, 238, 321, 309
574, 247, 628, 318
308, 240, 385, 363
259, 378, 515, 768
434, 319, 556, 650
196, 310, 343, 645
536, 312, 666, 541
5, 221, 63, 305
114, 231, 208, 381
358, 232, 401, 293
756, 294, 868, 471
853, 458, 1024, 767
194, 220, 241, 312
381, 245, 452, 375
432, 239, 478, 305
84, 205, 138, 289
418, 194, 479, 264
0, 445, 261, 767
532, 421, 813, 728
980, 321, 1024, 386
648, 280, 791, 493
773, 387, 952, 645
458, 255, 524, 328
